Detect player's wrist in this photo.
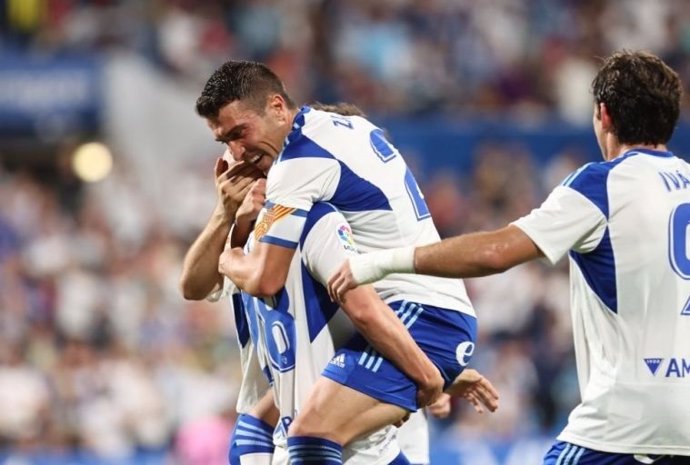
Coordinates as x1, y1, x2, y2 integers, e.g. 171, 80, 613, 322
350, 246, 415, 284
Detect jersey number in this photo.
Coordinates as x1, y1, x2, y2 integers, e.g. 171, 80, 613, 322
368, 129, 431, 220
668, 203, 690, 315
248, 296, 296, 372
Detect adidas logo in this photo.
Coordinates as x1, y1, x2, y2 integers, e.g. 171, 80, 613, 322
329, 354, 346, 368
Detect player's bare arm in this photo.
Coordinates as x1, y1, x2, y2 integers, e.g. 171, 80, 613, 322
328, 225, 543, 303
180, 158, 262, 300
219, 241, 295, 297
339, 285, 445, 408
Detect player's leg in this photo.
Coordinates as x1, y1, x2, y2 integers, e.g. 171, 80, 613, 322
287, 302, 476, 465
543, 441, 680, 465
229, 391, 279, 465
397, 410, 430, 465
287, 378, 407, 465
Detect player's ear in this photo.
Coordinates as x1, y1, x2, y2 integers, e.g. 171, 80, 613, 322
268, 94, 289, 123
599, 103, 613, 133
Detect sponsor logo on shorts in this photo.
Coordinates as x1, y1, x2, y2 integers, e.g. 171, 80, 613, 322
330, 353, 346, 368
644, 357, 690, 377
456, 341, 475, 367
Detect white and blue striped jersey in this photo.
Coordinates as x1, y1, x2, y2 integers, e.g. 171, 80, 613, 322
513, 148, 690, 455
255, 106, 474, 316
240, 203, 416, 465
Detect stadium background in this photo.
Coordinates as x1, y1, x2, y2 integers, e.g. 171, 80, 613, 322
1, 1, 689, 464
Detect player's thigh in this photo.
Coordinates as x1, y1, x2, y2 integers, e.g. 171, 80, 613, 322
543, 441, 681, 465
322, 302, 477, 412
288, 377, 407, 445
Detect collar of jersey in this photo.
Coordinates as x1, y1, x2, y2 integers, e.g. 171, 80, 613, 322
282, 105, 312, 150
622, 147, 674, 159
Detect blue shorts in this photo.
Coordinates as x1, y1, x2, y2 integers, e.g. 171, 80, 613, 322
321, 300, 477, 411
543, 441, 688, 465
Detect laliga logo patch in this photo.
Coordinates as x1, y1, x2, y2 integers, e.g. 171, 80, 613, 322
337, 225, 358, 252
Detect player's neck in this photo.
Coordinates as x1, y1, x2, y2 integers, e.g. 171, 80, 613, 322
606, 143, 669, 161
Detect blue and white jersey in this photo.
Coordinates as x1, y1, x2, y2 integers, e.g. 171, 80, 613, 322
208, 284, 271, 414
244, 203, 405, 465
513, 149, 690, 455
255, 106, 474, 316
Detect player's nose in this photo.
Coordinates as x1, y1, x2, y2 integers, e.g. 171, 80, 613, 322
228, 141, 245, 161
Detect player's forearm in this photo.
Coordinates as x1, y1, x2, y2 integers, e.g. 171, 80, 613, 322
180, 205, 230, 300
350, 226, 538, 283
342, 287, 439, 387
220, 248, 280, 298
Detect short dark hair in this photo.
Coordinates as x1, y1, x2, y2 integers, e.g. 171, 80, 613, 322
591, 51, 682, 145
310, 102, 366, 117
196, 61, 296, 118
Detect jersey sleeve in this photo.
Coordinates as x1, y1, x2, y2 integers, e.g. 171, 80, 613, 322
512, 185, 608, 265
259, 136, 341, 247
300, 204, 360, 286
206, 276, 236, 302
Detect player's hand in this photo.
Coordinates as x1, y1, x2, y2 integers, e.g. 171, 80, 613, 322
214, 157, 264, 221
218, 246, 245, 278
426, 393, 452, 419
445, 369, 499, 414
416, 368, 445, 409
327, 259, 358, 304
235, 179, 266, 229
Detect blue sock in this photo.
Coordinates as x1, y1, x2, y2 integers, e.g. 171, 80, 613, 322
287, 436, 343, 465
388, 452, 412, 465
228, 414, 275, 465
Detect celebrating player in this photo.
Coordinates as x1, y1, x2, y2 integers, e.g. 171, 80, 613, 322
328, 50, 690, 464
194, 62, 480, 465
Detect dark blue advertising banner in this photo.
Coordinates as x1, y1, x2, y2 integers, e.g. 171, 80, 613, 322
0, 54, 102, 136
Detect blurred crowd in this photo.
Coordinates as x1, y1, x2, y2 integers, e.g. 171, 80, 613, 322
1, 0, 689, 463
1, 0, 690, 121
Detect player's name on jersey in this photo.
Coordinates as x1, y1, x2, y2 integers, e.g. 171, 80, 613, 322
644, 357, 690, 377
658, 170, 690, 192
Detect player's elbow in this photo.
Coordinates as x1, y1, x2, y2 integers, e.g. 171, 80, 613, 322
179, 277, 210, 301
244, 271, 285, 298
479, 246, 514, 274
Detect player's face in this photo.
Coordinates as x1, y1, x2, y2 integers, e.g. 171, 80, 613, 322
208, 97, 290, 175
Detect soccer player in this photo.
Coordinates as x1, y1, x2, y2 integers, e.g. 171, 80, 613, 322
195, 61, 479, 464
328, 50, 690, 464
212, 180, 497, 464
181, 136, 494, 464
226, 198, 497, 465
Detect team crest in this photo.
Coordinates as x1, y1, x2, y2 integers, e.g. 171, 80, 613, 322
254, 204, 295, 241
337, 224, 357, 252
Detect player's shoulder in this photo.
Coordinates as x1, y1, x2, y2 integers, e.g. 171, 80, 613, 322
562, 149, 674, 191
278, 106, 373, 164
300, 202, 346, 245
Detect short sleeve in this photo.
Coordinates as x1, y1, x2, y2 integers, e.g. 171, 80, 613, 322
512, 185, 607, 265
266, 139, 341, 211
300, 204, 360, 286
